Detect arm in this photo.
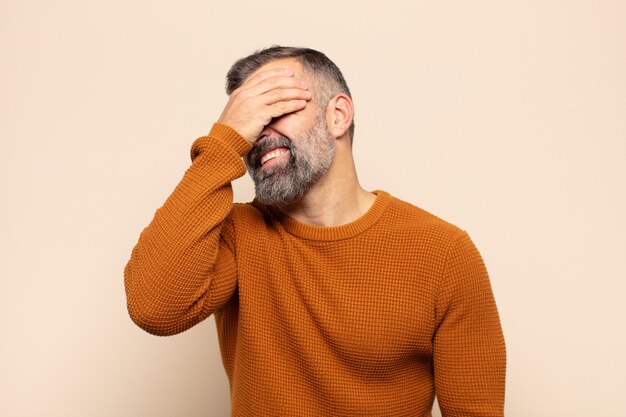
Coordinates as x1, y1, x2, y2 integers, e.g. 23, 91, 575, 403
124, 67, 312, 336
123, 124, 250, 336
433, 231, 507, 417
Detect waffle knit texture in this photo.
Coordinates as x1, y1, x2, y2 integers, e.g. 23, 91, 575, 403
124, 123, 506, 416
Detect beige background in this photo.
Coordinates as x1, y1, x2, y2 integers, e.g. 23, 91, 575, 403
1, 1, 625, 416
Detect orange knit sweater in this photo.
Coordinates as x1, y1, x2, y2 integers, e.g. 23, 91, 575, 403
124, 123, 506, 416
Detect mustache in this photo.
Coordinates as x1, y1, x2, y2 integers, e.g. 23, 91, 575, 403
246, 136, 295, 169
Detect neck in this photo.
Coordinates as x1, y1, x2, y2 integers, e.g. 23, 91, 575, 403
276, 151, 376, 227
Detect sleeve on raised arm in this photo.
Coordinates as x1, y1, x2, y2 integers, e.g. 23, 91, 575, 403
123, 123, 251, 336
433, 231, 507, 417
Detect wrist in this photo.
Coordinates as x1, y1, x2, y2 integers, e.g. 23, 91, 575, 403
208, 123, 253, 156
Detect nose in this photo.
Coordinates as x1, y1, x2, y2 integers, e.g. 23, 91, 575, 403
258, 123, 279, 141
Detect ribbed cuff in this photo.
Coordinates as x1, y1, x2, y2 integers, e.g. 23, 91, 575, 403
190, 123, 253, 162
207, 123, 252, 157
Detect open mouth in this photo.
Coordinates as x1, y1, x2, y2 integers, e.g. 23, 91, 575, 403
259, 146, 290, 167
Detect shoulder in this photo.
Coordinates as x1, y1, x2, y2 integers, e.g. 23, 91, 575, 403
378, 190, 468, 251
229, 201, 268, 227
230, 200, 283, 233
382, 191, 465, 233
232, 201, 263, 219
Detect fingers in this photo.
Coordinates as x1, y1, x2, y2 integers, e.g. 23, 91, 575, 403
237, 71, 312, 117
218, 66, 312, 145
266, 99, 308, 120
261, 87, 311, 105
237, 67, 309, 97
252, 87, 310, 124
241, 67, 294, 89
248, 75, 308, 97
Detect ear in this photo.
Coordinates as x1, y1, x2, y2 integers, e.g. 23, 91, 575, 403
325, 93, 354, 140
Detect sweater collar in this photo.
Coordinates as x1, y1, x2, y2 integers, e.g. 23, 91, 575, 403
257, 190, 392, 241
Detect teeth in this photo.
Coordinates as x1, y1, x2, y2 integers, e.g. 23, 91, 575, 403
260, 148, 288, 165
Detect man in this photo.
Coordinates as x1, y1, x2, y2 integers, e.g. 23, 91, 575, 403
124, 46, 506, 416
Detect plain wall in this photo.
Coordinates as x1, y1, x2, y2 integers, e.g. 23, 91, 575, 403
1, 1, 625, 416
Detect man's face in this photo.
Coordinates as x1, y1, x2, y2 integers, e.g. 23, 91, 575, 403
244, 110, 335, 206
241, 58, 336, 206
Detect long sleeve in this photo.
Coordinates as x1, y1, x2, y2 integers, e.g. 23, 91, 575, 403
433, 231, 507, 417
123, 123, 251, 336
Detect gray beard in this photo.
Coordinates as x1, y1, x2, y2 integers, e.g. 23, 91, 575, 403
244, 117, 335, 207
